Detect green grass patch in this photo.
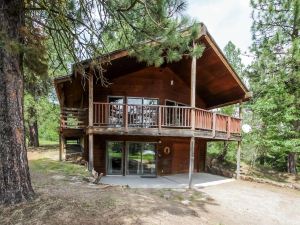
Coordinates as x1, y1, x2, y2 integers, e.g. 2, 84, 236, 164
29, 158, 89, 177
39, 139, 59, 146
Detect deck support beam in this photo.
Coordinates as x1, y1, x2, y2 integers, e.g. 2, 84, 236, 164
88, 134, 94, 171
59, 134, 64, 161
188, 136, 195, 188
236, 141, 241, 179
189, 43, 197, 189
236, 101, 242, 179
88, 72, 94, 171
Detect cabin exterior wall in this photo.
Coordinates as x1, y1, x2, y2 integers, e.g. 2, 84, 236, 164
90, 135, 207, 176
93, 67, 206, 108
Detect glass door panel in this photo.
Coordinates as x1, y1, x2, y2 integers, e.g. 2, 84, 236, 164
165, 100, 176, 126
127, 97, 159, 127
127, 97, 143, 105
143, 98, 158, 105
127, 98, 143, 127
108, 97, 124, 104
142, 143, 156, 176
127, 143, 142, 175
108, 97, 124, 127
143, 99, 159, 127
127, 142, 156, 176
107, 142, 123, 175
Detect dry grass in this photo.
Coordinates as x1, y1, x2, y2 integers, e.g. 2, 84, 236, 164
0, 149, 209, 225
29, 158, 90, 177
3, 147, 298, 225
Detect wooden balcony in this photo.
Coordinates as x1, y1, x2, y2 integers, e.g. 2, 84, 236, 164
84, 103, 242, 140
59, 103, 241, 140
60, 108, 87, 137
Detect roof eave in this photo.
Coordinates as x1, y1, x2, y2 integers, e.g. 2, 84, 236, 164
199, 24, 250, 94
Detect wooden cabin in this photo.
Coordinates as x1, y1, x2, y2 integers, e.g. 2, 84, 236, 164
54, 24, 250, 181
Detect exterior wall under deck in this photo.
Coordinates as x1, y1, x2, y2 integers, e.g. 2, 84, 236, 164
84, 135, 207, 176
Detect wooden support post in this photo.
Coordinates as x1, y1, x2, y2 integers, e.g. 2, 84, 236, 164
124, 104, 128, 133
236, 100, 242, 179
158, 106, 162, 133
212, 112, 216, 137
59, 134, 64, 161
188, 136, 195, 189
189, 43, 197, 189
88, 72, 94, 171
236, 141, 241, 179
88, 134, 94, 171
190, 48, 196, 130
227, 117, 231, 139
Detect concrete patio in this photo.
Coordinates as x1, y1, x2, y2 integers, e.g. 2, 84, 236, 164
101, 173, 234, 188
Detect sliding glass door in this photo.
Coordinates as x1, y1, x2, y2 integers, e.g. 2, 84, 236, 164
142, 143, 156, 176
127, 97, 159, 127
126, 142, 156, 176
106, 142, 123, 175
106, 141, 156, 176
127, 143, 143, 175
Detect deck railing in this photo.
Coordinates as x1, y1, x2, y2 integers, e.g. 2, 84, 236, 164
60, 108, 87, 129
195, 108, 213, 130
60, 104, 241, 136
92, 102, 242, 136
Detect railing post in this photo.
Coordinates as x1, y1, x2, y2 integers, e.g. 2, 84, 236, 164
89, 74, 93, 127
158, 106, 162, 133
236, 100, 243, 179
60, 114, 64, 129
188, 136, 195, 189
227, 117, 231, 139
189, 42, 197, 189
88, 72, 94, 171
124, 104, 128, 132
191, 108, 195, 130
59, 134, 64, 161
212, 112, 216, 138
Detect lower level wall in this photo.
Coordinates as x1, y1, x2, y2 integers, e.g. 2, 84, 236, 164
86, 135, 207, 176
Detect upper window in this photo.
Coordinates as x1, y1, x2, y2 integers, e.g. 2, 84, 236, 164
108, 96, 124, 104
165, 99, 187, 106
127, 97, 158, 105
108, 96, 159, 105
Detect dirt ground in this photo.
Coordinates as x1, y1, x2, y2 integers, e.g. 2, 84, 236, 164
199, 181, 300, 225
1, 147, 300, 225
27, 145, 59, 160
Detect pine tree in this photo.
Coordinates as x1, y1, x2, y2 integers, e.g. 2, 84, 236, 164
249, 0, 300, 172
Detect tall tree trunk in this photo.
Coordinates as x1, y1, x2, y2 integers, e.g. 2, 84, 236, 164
28, 106, 39, 147
287, 152, 297, 174
0, 0, 34, 204
28, 120, 39, 147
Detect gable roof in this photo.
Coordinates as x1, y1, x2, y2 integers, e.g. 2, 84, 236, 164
54, 23, 251, 109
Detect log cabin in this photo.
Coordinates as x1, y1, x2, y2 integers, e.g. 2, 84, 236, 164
54, 24, 250, 185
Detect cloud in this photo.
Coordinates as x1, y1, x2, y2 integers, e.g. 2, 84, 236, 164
185, 0, 253, 64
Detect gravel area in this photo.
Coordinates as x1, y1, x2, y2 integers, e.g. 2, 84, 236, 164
198, 180, 300, 225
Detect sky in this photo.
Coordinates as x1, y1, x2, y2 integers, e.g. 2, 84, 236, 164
185, 0, 253, 65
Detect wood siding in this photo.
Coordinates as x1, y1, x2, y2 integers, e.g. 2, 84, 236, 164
91, 135, 206, 176
93, 67, 206, 108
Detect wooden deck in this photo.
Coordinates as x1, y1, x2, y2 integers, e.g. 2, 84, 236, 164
60, 103, 242, 141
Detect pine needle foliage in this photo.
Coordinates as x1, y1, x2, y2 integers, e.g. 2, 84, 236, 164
248, 0, 300, 170
22, 0, 203, 85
